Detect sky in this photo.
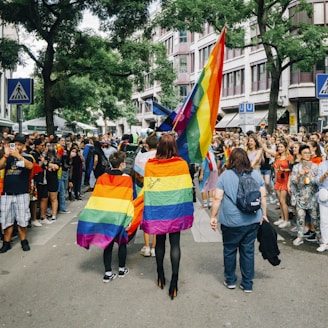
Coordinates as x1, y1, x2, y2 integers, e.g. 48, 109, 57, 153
13, 11, 101, 78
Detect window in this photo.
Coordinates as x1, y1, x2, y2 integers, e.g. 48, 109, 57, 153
179, 30, 187, 43
179, 85, 188, 97
164, 36, 173, 55
314, 3, 325, 25
199, 43, 215, 68
179, 55, 188, 73
190, 52, 195, 73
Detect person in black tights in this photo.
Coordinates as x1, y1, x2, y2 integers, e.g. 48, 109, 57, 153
141, 134, 194, 299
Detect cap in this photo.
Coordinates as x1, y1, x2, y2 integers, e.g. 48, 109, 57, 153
12, 135, 25, 144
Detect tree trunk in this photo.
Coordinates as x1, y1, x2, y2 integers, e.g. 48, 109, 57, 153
42, 42, 56, 136
267, 77, 279, 135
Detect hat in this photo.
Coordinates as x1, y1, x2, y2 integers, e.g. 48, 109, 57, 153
319, 189, 328, 202
34, 138, 43, 146
12, 135, 25, 144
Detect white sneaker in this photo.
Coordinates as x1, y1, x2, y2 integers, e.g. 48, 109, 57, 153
41, 218, 53, 225
140, 246, 151, 257
316, 244, 328, 252
290, 226, 298, 233
293, 237, 304, 246
150, 248, 156, 257
274, 219, 284, 226
31, 220, 42, 227
278, 221, 291, 228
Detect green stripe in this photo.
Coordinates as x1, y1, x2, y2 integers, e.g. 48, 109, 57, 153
144, 188, 192, 206
187, 73, 205, 163
79, 208, 132, 226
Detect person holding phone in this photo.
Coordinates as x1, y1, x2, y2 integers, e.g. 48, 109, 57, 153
0, 135, 34, 253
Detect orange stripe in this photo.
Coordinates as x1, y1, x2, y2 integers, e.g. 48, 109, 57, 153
145, 157, 189, 178
93, 184, 133, 200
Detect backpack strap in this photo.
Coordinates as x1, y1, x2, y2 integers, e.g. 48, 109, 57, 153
224, 169, 240, 205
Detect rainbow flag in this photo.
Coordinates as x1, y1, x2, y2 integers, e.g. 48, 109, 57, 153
175, 28, 226, 163
141, 157, 194, 235
77, 173, 134, 249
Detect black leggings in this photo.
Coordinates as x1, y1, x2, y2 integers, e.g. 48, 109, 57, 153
155, 232, 181, 277
103, 242, 127, 272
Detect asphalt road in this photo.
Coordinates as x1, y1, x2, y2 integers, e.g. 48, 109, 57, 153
0, 191, 327, 328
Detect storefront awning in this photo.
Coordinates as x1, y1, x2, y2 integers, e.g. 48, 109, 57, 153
258, 109, 287, 126
0, 118, 15, 127
215, 113, 238, 128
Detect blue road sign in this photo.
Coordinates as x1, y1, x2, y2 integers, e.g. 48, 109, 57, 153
239, 103, 255, 113
7, 78, 33, 104
316, 74, 328, 99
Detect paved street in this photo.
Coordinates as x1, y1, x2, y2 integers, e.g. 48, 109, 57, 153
0, 190, 328, 328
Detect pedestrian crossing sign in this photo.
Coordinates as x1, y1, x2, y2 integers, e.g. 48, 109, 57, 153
316, 74, 328, 99
7, 78, 33, 104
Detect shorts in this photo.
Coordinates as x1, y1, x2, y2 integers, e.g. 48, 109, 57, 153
260, 169, 271, 176
37, 184, 48, 199
1, 193, 30, 230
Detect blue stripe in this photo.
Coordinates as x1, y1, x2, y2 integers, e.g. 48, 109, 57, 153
77, 220, 126, 239
143, 202, 194, 221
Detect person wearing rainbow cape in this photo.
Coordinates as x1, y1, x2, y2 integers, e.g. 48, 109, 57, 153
141, 133, 194, 299
77, 151, 140, 282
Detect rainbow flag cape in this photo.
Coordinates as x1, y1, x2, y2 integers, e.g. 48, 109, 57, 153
77, 173, 134, 249
141, 157, 194, 235
174, 28, 225, 163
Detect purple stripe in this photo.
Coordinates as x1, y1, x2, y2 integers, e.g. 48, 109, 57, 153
77, 233, 128, 250
141, 215, 194, 235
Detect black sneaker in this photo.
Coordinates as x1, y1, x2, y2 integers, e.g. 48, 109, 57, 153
21, 240, 31, 251
0, 241, 12, 253
103, 272, 117, 283
118, 267, 129, 278
306, 233, 317, 242
303, 230, 315, 238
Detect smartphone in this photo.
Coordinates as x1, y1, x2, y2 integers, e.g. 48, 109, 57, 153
9, 143, 15, 150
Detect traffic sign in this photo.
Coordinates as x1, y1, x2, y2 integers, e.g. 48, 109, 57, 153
239, 103, 255, 113
7, 78, 33, 104
316, 74, 328, 99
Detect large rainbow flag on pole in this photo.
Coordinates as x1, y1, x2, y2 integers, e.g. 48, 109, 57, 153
174, 28, 226, 163
141, 157, 194, 235
77, 174, 134, 249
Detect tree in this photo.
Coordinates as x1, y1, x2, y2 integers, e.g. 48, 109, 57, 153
157, 0, 328, 134
0, 0, 176, 135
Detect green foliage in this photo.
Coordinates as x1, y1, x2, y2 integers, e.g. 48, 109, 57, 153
0, 38, 21, 70
0, 0, 175, 135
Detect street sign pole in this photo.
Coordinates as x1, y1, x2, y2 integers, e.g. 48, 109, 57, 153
17, 104, 23, 135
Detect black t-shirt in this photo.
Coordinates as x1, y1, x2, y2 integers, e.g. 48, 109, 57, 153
3, 154, 33, 194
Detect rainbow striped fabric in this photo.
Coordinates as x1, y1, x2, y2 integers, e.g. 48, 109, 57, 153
77, 173, 134, 249
175, 28, 226, 163
141, 157, 194, 235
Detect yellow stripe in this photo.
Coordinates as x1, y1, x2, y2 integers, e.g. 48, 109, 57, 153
85, 196, 132, 212
144, 174, 192, 192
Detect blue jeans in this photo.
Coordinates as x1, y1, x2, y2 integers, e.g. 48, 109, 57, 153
221, 223, 259, 290
58, 170, 69, 212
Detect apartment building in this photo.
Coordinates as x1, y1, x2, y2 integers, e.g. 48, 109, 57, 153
0, 21, 17, 131
128, 1, 328, 136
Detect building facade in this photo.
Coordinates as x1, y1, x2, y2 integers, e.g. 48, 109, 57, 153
0, 21, 17, 131
128, 1, 328, 136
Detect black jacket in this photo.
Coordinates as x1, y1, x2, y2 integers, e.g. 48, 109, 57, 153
257, 221, 281, 266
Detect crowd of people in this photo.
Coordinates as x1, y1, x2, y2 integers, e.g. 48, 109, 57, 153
2, 124, 328, 297
0, 130, 131, 251
210, 127, 328, 253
